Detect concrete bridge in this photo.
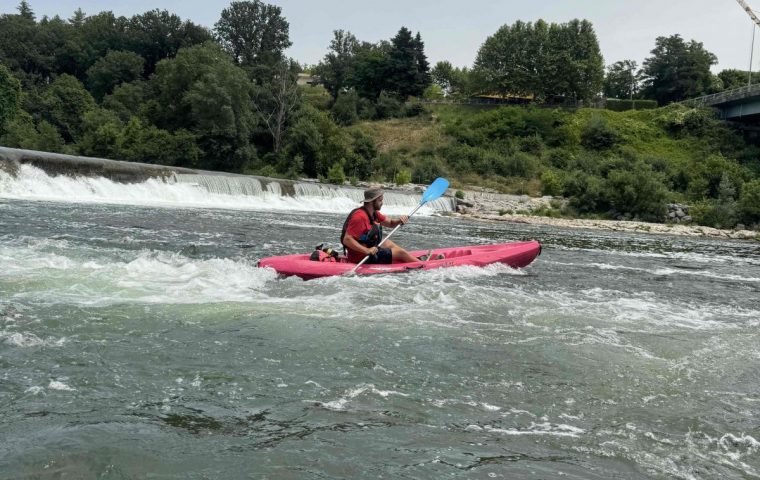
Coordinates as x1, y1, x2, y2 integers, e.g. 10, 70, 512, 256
687, 83, 760, 122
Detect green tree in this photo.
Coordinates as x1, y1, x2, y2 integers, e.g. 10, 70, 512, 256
214, 0, 291, 81
604, 164, 668, 221
78, 12, 131, 74
474, 19, 603, 102
474, 20, 538, 97
604, 60, 640, 99
326, 161, 346, 184
385, 27, 431, 99
717, 69, 759, 90
0, 64, 21, 134
351, 41, 390, 100
330, 89, 359, 125
101, 80, 147, 121
545, 19, 604, 103
641, 34, 717, 104
738, 179, 760, 225
40, 73, 96, 141
315, 29, 359, 101
126, 9, 212, 76
149, 42, 256, 171
86, 50, 145, 100
252, 59, 301, 154
431, 60, 454, 94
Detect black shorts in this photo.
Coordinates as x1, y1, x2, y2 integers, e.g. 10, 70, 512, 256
365, 247, 392, 264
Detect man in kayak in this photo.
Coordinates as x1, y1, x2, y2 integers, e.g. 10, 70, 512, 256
341, 187, 423, 264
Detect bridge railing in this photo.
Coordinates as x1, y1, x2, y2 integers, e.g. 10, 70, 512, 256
684, 83, 760, 107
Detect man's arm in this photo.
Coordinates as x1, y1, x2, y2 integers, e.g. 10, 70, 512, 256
343, 233, 377, 256
380, 215, 409, 228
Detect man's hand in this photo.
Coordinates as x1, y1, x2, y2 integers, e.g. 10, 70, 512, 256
367, 246, 379, 256
398, 215, 409, 225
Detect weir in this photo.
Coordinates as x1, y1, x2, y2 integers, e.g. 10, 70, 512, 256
0, 147, 455, 214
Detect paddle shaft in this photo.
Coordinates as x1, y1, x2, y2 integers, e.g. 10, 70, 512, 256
349, 202, 423, 273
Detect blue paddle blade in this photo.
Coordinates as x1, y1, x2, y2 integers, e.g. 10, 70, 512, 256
420, 177, 449, 204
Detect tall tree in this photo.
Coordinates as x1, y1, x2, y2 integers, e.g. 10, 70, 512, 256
86, 50, 145, 100
717, 68, 759, 90
315, 29, 359, 101
640, 34, 717, 104
351, 41, 391, 100
127, 10, 212, 76
474, 19, 603, 102
40, 74, 96, 142
252, 60, 300, 154
385, 27, 430, 99
214, 0, 291, 81
604, 60, 640, 99
431, 60, 455, 94
0, 64, 21, 134
149, 42, 256, 171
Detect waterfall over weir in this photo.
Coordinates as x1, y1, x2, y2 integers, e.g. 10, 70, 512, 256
0, 148, 455, 215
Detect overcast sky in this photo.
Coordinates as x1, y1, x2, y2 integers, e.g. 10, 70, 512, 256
4, 0, 759, 72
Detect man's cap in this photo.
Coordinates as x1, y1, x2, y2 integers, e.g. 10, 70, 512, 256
362, 187, 384, 203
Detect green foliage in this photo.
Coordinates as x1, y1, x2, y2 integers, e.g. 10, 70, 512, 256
315, 29, 359, 100
604, 164, 668, 221
455, 190, 465, 199
540, 170, 563, 196
423, 84, 444, 100
605, 99, 657, 111
580, 116, 619, 150
375, 91, 403, 119
214, 0, 291, 80
412, 157, 445, 184
40, 73, 96, 141
738, 179, 760, 225
330, 90, 358, 125
326, 161, 346, 184
474, 19, 603, 102
394, 169, 411, 184
0, 111, 68, 153
150, 42, 255, 171
717, 69, 758, 91
604, 60, 640, 99
102, 81, 147, 121
86, 50, 145, 100
0, 64, 21, 134
385, 28, 431, 100
640, 35, 717, 104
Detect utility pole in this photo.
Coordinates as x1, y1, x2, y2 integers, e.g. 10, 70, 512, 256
737, 0, 760, 86
750, 23, 756, 86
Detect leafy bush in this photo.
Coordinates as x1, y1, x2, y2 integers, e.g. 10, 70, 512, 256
738, 179, 760, 225
563, 171, 607, 213
547, 148, 574, 168
394, 169, 412, 184
540, 170, 563, 196
495, 151, 539, 178
330, 90, 359, 126
455, 190, 465, 199
327, 162, 346, 184
605, 99, 658, 112
412, 158, 446, 184
403, 100, 427, 117
603, 164, 668, 221
375, 91, 403, 119
580, 116, 619, 150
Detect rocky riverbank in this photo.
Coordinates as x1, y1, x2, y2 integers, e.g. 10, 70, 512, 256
360, 182, 759, 240
454, 211, 759, 240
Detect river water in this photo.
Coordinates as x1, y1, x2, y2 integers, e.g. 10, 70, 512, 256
2, 167, 760, 479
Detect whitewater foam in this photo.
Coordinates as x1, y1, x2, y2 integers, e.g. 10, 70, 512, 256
0, 164, 453, 215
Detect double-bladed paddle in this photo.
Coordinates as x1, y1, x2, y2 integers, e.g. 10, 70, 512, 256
348, 177, 450, 274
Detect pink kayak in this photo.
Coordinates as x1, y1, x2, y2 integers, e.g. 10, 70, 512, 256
257, 241, 541, 280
